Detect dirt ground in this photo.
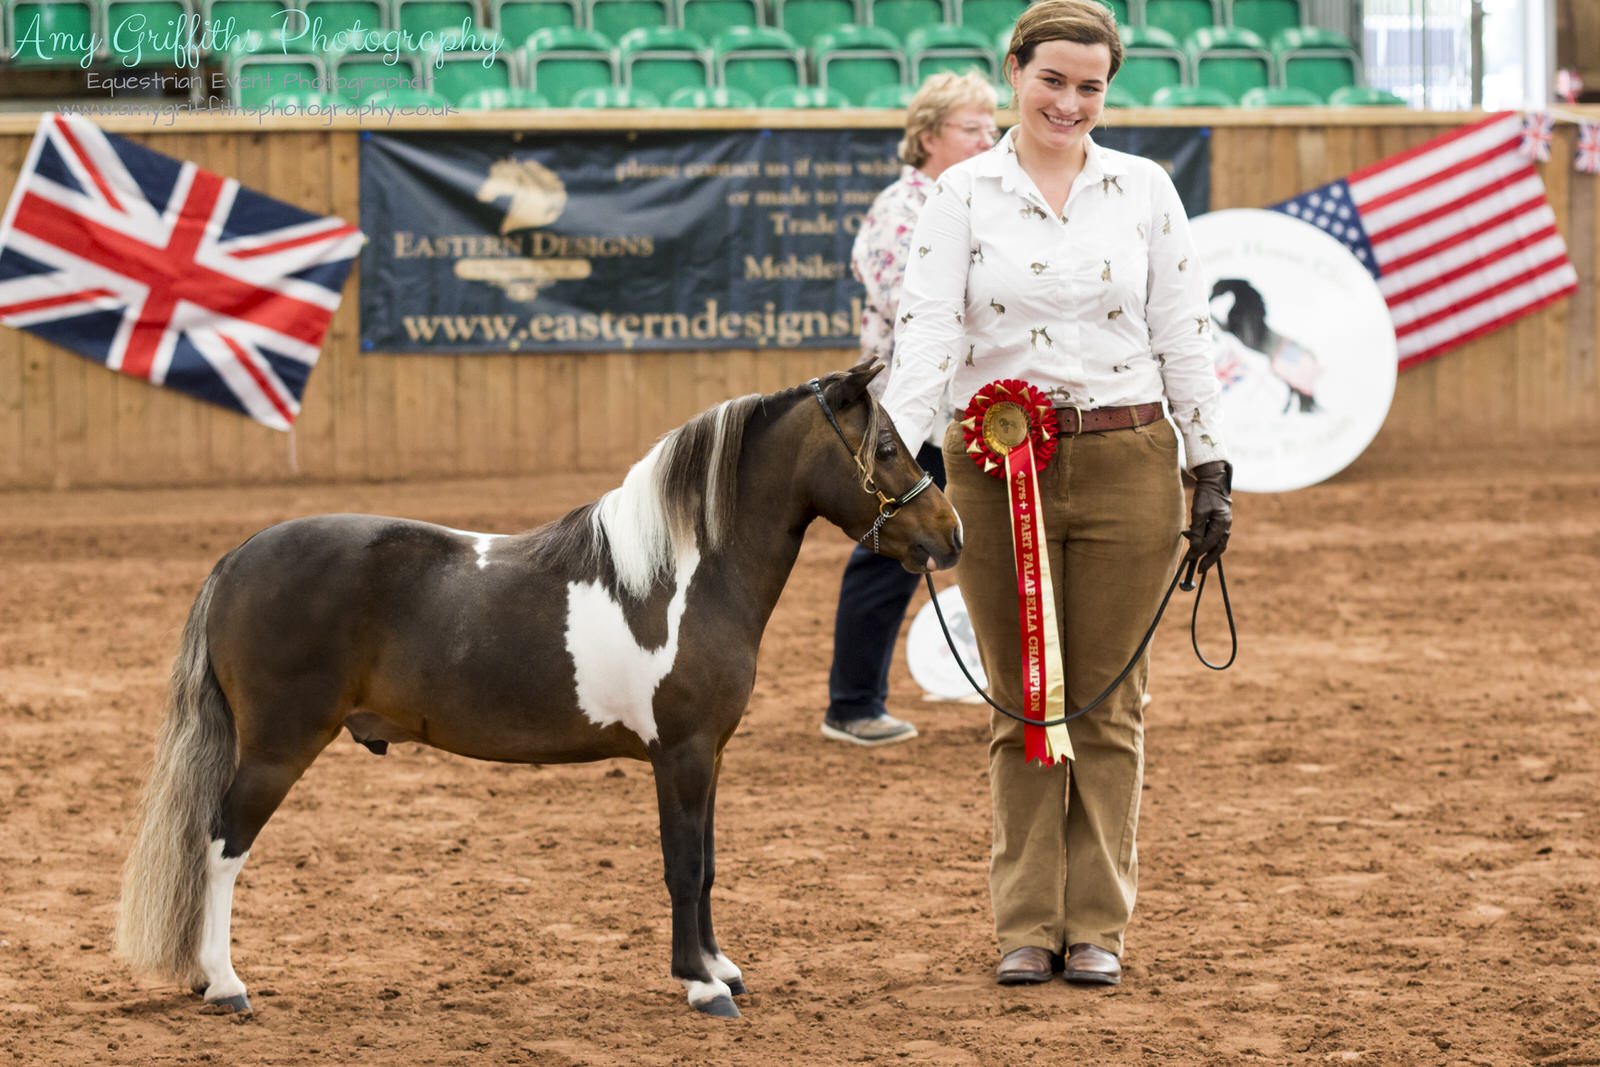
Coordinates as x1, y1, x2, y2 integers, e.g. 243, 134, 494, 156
2, 437, 1598, 1066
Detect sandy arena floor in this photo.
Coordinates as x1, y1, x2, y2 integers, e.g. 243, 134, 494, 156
2, 439, 1598, 1066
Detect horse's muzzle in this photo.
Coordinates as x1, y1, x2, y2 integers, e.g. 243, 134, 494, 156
904, 523, 962, 574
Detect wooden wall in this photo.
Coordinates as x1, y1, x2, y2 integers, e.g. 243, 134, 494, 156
1, 108, 1596, 490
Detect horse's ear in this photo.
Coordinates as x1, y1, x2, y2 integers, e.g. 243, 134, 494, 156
824, 360, 883, 408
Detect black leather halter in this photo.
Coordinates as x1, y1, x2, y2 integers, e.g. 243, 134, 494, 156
808, 377, 934, 552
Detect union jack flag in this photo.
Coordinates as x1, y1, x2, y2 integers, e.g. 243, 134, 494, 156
1578, 122, 1600, 175
0, 115, 362, 430
1519, 111, 1553, 162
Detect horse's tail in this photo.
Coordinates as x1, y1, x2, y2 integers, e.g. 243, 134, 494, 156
115, 561, 238, 983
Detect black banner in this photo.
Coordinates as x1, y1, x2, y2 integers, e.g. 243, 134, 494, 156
359, 127, 1210, 353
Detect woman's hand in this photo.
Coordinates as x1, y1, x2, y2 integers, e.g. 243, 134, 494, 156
1183, 460, 1232, 574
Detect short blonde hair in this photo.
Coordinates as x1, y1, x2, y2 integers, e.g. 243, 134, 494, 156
898, 71, 1000, 169
1007, 0, 1124, 80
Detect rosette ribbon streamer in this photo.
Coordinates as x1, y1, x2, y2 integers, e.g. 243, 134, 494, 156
961, 380, 1071, 766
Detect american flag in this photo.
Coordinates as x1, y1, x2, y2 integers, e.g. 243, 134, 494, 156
0, 115, 363, 430
1579, 122, 1600, 176
1273, 111, 1579, 370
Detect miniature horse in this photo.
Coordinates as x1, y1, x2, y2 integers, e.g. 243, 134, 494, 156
115, 364, 961, 1019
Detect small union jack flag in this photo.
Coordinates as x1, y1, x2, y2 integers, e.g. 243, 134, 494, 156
1519, 111, 1554, 163
1578, 122, 1600, 175
0, 115, 363, 430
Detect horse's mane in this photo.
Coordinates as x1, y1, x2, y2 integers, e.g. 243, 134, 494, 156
532, 373, 881, 598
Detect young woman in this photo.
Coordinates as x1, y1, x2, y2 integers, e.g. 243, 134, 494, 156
880, 0, 1232, 985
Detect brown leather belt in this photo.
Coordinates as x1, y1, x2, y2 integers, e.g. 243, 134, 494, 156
1054, 401, 1166, 435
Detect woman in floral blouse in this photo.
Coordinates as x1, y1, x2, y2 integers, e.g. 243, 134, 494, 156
821, 72, 999, 747
880, 0, 1233, 986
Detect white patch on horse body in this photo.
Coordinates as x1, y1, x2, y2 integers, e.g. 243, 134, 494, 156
198, 840, 249, 1001
683, 976, 732, 1007
442, 526, 505, 570
704, 951, 741, 985
565, 544, 699, 745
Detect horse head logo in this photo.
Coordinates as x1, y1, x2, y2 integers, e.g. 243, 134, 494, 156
477, 157, 567, 235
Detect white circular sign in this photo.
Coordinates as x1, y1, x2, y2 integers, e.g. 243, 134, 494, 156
1190, 209, 1397, 493
906, 584, 987, 701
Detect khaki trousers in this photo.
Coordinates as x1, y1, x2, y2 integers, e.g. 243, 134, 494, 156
941, 417, 1184, 957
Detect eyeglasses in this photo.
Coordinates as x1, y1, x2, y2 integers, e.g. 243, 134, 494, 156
945, 121, 1001, 140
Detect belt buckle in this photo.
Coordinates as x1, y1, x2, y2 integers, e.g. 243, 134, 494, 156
1063, 403, 1084, 435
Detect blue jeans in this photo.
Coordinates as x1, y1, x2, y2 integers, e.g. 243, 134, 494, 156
826, 442, 947, 723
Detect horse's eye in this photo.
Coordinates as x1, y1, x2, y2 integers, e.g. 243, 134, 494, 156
874, 432, 897, 461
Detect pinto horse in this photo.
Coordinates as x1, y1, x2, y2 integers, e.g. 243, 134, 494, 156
115, 364, 961, 1019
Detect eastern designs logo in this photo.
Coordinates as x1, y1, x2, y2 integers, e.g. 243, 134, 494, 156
461, 157, 584, 301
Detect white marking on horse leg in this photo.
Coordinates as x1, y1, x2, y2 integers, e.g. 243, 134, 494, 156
682, 976, 732, 1007
565, 545, 699, 745
703, 951, 741, 986
198, 839, 249, 1002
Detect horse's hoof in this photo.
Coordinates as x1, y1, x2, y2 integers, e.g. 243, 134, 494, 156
200, 994, 252, 1015
694, 994, 740, 1018
725, 977, 747, 997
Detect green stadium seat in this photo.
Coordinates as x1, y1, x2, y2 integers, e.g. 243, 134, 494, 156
524, 25, 618, 104
1238, 84, 1319, 106
1273, 26, 1359, 100
585, 0, 667, 41
203, 0, 295, 51
906, 23, 995, 81
1327, 84, 1405, 107
300, 0, 386, 36
762, 84, 850, 107
330, 49, 426, 103
227, 53, 327, 106
1116, 26, 1186, 104
1226, 0, 1300, 41
104, 0, 194, 66
814, 25, 905, 106
864, 0, 947, 45
6, 0, 98, 66
426, 42, 518, 102
492, 0, 579, 42
265, 90, 342, 107
457, 85, 551, 105
863, 82, 915, 107
395, 0, 487, 41
677, 0, 760, 42
619, 27, 712, 102
367, 86, 454, 106
712, 26, 805, 100
665, 84, 756, 106
570, 84, 660, 104
772, 0, 859, 51
955, 0, 1025, 43
1148, 83, 1232, 106
1105, 81, 1141, 107
1186, 25, 1270, 102
1143, 0, 1218, 41
1090, 0, 1130, 24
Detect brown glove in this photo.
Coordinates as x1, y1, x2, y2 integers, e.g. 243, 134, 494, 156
1183, 460, 1232, 575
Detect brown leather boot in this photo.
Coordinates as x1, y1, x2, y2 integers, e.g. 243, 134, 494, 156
1062, 942, 1121, 985
995, 946, 1054, 985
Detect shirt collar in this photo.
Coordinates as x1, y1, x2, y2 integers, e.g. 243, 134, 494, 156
977, 127, 1122, 196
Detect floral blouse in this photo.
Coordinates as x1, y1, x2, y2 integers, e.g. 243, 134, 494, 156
850, 165, 934, 403
880, 129, 1228, 470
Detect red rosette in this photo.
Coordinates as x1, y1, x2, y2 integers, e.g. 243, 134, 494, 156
960, 379, 1059, 478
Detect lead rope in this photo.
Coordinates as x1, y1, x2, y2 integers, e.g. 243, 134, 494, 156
923, 554, 1236, 729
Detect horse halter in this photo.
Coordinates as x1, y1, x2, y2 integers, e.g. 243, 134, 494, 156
807, 377, 934, 553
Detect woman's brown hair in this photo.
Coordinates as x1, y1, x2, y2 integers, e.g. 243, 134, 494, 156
1006, 0, 1124, 79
